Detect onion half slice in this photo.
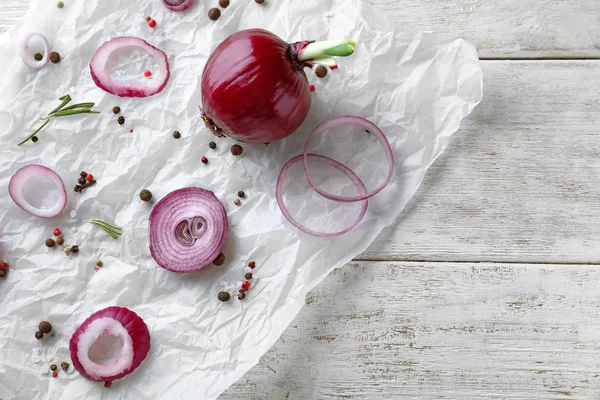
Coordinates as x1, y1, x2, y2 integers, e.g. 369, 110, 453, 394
8, 164, 67, 218
149, 188, 228, 273
161, 0, 196, 12
69, 306, 151, 385
90, 37, 170, 98
19, 32, 50, 69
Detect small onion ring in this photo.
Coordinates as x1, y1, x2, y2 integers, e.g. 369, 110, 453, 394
90, 37, 170, 98
276, 154, 368, 237
161, 0, 196, 12
8, 164, 67, 218
303, 116, 394, 203
19, 32, 50, 69
149, 188, 228, 273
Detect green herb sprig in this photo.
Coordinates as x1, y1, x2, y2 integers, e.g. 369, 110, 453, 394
90, 219, 122, 240
18, 95, 100, 145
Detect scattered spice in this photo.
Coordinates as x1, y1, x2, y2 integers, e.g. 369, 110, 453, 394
230, 144, 243, 156
50, 364, 58, 372
201, 156, 208, 164
310, 84, 316, 92
129, 129, 134, 133
56, 237, 64, 246
145, 16, 151, 22
85, 173, 94, 182
118, 116, 125, 125
218, 291, 230, 302
39, 321, 53, 334
143, 70, 152, 78
49, 51, 61, 64
35, 331, 44, 340
46, 239, 56, 248
330, 65, 338, 70
34, 53, 43, 61
245, 272, 253, 280
173, 130, 181, 139
315, 65, 328, 78
255, 0, 265, 3
140, 189, 152, 202
31, 136, 39, 143
104, 382, 112, 388
241, 280, 251, 291
213, 252, 226, 266
248, 261, 256, 269
219, 0, 230, 7
70, 245, 79, 254
233, 199, 241, 206
237, 191, 245, 198
61, 362, 69, 371
238, 292, 246, 300
78, 177, 86, 185
0, 262, 8, 271
94, 267, 100, 272
0, 270, 6, 279
53, 228, 62, 237
96, 259, 103, 267
57, 1, 64, 8
209, 141, 216, 150
52, 371, 58, 378
80, 171, 87, 178
148, 19, 157, 28
112, 106, 121, 114
208, 8, 221, 20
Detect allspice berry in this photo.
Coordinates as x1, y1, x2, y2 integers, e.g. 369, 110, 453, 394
213, 252, 226, 266
35, 331, 44, 340
34, 53, 43, 61
315, 65, 328, 78
140, 189, 152, 202
112, 106, 121, 114
219, 0, 229, 7
45, 239, 56, 248
49, 51, 61, 64
173, 130, 181, 139
39, 321, 53, 334
208, 8, 221, 20
56, 237, 65, 246
218, 291, 230, 302
230, 144, 243, 156
255, 0, 265, 4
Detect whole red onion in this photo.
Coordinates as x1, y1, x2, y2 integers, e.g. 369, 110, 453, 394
200, 29, 355, 144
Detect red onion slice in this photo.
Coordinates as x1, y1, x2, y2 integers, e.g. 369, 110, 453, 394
303, 116, 394, 202
149, 188, 228, 273
69, 306, 150, 385
161, 0, 196, 12
8, 164, 67, 218
90, 37, 170, 98
19, 32, 50, 69
276, 154, 368, 237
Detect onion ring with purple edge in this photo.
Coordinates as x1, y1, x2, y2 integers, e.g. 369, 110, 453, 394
8, 164, 67, 218
161, 0, 196, 12
19, 32, 50, 69
90, 37, 170, 98
303, 116, 394, 203
149, 188, 228, 272
276, 154, 368, 237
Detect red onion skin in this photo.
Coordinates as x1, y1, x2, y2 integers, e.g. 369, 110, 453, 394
201, 29, 311, 144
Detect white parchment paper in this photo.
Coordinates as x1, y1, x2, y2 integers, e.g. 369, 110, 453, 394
0, 0, 483, 398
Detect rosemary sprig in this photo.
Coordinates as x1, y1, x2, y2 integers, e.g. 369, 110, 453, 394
90, 219, 123, 240
18, 94, 100, 146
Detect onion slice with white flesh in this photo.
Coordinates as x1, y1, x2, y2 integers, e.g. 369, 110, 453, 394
276, 154, 368, 237
161, 0, 196, 12
303, 116, 394, 203
8, 164, 67, 218
149, 188, 228, 273
69, 306, 151, 386
90, 36, 170, 98
19, 32, 50, 69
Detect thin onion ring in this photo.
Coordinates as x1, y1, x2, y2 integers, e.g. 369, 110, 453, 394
19, 32, 50, 70
303, 116, 394, 203
161, 0, 196, 12
8, 164, 67, 218
276, 154, 368, 237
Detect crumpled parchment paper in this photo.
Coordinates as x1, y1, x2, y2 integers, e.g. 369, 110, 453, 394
0, 0, 483, 398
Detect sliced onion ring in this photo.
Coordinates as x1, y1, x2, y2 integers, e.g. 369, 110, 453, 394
90, 37, 170, 98
161, 0, 196, 12
19, 32, 50, 69
149, 188, 228, 273
69, 306, 151, 384
303, 116, 394, 203
9, 164, 67, 218
276, 154, 368, 237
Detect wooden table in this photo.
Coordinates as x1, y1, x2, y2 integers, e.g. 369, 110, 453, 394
4, 1, 600, 398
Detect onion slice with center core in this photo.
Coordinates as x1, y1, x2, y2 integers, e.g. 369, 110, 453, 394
276, 154, 368, 237
19, 32, 50, 69
90, 37, 170, 98
9, 164, 67, 218
69, 307, 150, 385
149, 188, 228, 272
161, 0, 195, 12
303, 116, 394, 203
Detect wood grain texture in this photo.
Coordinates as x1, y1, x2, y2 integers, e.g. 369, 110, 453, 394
224, 261, 600, 399
2, 0, 600, 58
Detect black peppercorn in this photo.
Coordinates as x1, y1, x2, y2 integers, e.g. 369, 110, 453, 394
61, 362, 69, 371
140, 189, 152, 202
218, 291, 230, 302
208, 8, 221, 20
238, 292, 246, 300
56, 237, 64, 246
213, 252, 226, 266
39, 321, 52, 334
315, 65, 328, 78
78, 177, 86, 185
237, 191, 245, 198
118, 116, 125, 125
112, 106, 121, 114
50, 364, 58, 371
31, 136, 39, 143
46, 239, 55, 248
35, 331, 44, 340
70, 245, 79, 254
34, 53, 43, 61
209, 141, 216, 150
49, 51, 61, 64
231, 144, 243, 156
245, 272, 253, 280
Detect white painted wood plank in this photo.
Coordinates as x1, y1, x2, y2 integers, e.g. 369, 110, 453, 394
223, 261, 600, 399
362, 60, 600, 263
2, 0, 600, 58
